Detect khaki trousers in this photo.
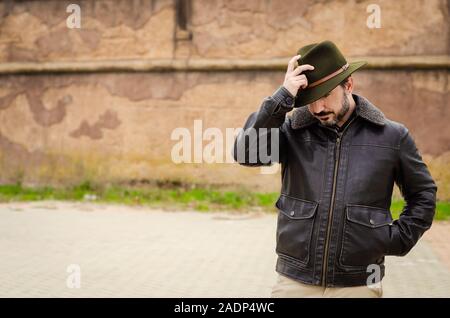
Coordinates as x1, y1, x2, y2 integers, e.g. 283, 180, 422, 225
271, 274, 383, 298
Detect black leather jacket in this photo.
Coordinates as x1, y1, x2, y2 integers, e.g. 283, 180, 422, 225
233, 86, 437, 287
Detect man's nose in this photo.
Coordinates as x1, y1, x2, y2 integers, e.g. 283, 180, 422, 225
311, 98, 327, 115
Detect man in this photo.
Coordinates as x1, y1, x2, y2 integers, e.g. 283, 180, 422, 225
233, 40, 437, 298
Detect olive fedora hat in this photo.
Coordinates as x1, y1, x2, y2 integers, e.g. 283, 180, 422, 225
294, 40, 367, 107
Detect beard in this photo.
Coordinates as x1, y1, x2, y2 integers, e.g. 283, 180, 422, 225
319, 94, 350, 127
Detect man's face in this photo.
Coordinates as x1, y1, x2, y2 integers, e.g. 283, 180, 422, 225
308, 84, 350, 127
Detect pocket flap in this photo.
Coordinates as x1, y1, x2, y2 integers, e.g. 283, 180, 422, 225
346, 204, 393, 228
276, 195, 318, 219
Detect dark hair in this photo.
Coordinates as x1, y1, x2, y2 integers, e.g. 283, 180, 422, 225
339, 76, 350, 88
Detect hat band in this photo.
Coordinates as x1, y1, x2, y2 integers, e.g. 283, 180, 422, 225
308, 63, 349, 88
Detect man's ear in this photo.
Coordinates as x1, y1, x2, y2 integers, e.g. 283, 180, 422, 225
346, 76, 354, 94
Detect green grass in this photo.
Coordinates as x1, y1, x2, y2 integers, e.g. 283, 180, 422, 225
0, 183, 449, 220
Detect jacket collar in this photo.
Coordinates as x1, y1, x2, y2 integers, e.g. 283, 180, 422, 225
290, 94, 386, 130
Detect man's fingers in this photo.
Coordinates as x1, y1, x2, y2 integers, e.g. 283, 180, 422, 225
292, 64, 315, 75
296, 80, 308, 87
292, 74, 307, 81
287, 55, 301, 72
293, 77, 308, 87
291, 75, 308, 89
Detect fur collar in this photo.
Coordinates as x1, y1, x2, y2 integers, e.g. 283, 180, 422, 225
290, 94, 386, 130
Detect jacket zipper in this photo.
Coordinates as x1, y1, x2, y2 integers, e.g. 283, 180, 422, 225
321, 116, 357, 286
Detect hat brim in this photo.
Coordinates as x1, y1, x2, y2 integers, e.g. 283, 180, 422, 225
294, 61, 367, 107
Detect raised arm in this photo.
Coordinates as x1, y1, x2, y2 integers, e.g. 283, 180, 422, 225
232, 56, 314, 166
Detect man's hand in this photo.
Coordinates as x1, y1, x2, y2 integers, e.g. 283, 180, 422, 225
283, 55, 314, 97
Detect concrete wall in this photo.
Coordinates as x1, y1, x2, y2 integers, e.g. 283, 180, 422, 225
0, 0, 449, 199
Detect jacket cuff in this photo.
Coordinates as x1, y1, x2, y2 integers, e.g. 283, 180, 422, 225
272, 86, 295, 106
269, 86, 295, 115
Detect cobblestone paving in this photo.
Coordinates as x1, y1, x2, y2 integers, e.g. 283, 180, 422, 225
0, 202, 448, 297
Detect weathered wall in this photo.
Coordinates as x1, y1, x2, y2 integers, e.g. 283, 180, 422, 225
190, 0, 449, 58
0, 0, 175, 62
0, 0, 449, 199
1, 70, 448, 196
1, 0, 448, 61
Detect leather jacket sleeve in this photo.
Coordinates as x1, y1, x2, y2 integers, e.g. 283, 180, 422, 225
388, 127, 438, 256
232, 86, 295, 166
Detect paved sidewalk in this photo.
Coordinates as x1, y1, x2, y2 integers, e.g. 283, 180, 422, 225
0, 201, 449, 297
